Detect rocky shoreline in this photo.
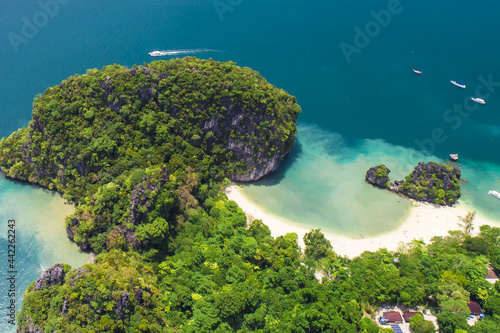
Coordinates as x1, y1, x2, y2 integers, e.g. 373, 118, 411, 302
366, 162, 462, 206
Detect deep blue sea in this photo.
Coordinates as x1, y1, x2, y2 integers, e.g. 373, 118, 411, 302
1, 0, 500, 329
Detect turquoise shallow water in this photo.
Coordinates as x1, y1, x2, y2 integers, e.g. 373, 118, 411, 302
238, 124, 500, 238
0, 0, 500, 329
0, 175, 89, 332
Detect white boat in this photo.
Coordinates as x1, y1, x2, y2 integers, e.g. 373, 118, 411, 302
471, 97, 486, 104
413, 69, 423, 75
488, 190, 500, 199
451, 81, 466, 88
148, 51, 164, 57
148, 49, 217, 57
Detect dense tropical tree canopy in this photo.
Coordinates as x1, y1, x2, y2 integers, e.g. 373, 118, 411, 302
0, 57, 300, 256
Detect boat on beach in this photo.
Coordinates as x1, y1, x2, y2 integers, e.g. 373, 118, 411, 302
488, 190, 500, 199
413, 69, 423, 75
471, 97, 486, 104
451, 81, 466, 88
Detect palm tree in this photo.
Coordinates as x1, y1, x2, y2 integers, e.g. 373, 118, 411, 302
458, 211, 476, 235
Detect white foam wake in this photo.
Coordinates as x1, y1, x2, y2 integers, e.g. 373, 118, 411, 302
148, 49, 219, 57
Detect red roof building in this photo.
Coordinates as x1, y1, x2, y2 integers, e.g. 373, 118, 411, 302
383, 311, 403, 323
467, 301, 483, 315
403, 312, 423, 322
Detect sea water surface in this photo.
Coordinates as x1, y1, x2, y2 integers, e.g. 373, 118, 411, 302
1, 0, 500, 328
238, 124, 500, 238
0, 175, 89, 332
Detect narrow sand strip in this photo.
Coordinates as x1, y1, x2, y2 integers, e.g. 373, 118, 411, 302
225, 185, 500, 258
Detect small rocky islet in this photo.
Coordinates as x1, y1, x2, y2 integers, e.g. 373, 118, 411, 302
365, 161, 461, 206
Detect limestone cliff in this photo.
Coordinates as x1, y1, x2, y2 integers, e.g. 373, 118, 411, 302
0, 57, 300, 189
0, 57, 300, 254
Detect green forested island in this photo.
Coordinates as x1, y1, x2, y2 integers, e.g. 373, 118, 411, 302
0, 57, 300, 255
1, 58, 499, 332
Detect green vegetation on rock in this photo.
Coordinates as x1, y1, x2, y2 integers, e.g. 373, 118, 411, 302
401, 161, 461, 205
18, 219, 500, 332
3, 59, 499, 332
0, 57, 300, 255
18, 251, 167, 332
366, 161, 461, 206
365, 165, 391, 188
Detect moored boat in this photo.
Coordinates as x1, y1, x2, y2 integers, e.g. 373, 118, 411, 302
488, 190, 500, 199
451, 81, 466, 88
471, 97, 486, 104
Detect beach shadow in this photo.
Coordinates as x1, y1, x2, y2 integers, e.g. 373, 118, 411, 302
238, 140, 304, 188
0, 173, 61, 198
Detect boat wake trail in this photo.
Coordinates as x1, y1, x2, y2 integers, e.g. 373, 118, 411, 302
148, 49, 220, 57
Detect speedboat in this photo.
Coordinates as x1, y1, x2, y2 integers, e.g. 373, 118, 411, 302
148, 51, 164, 57
451, 81, 466, 88
471, 97, 486, 104
413, 69, 423, 75
488, 190, 500, 199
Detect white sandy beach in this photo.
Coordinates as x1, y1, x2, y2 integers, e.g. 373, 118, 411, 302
225, 185, 500, 258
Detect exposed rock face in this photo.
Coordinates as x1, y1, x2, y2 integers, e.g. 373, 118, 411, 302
130, 167, 169, 225
17, 251, 164, 332
66, 218, 90, 251
389, 179, 404, 193
201, 101, 293, 182
231, 152, 282, 182
33, 264, 65, 291
62, 299, 70, 315
115, 291, 129, 320
135, 288, 144, 305
400, 161, 461, 206
365, 165, 391, 188
18, 316, 43, 333
70, 268, 90, 286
